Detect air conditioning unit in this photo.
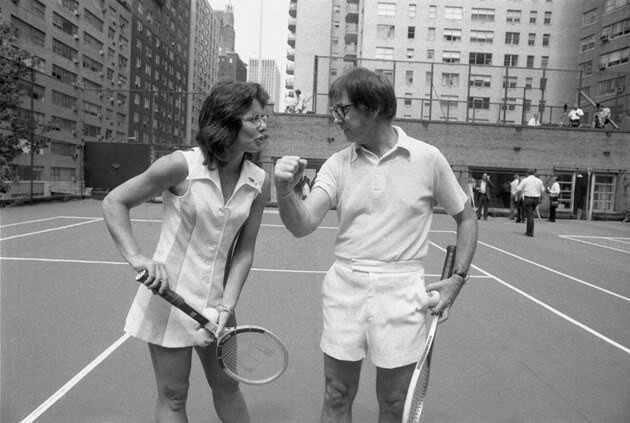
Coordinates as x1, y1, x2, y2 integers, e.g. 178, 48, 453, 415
598, 64, 607, 71
617, 85, 625, 93
118, 80, 123, 86
99, 72, 104, 77
74, 10, 80, 17
72, 129, 77, 135
72, 106, 78, 112
74, 34, 79, 40
99, 50, 104, 55
73, 58, 79, 64
97, 114, 102, 119
600, 35, 609, 42
97, 135, 103, 140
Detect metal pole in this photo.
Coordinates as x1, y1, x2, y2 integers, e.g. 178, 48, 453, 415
29, 64, 35, 202
312, 55, 318, 113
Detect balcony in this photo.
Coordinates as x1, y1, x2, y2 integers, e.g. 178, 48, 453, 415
344, 43, 357, 60
287, 47, 295, 60
285, 76, 294, 90
345, 23, 358, 44
287, 33, 296, 48
286, 62, 294, 75
345, 3, 359, 24
289, 2, 297, 18
346, 0, 359, 3
288, 17, 296, 32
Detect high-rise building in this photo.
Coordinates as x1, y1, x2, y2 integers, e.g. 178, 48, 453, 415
287, 0, 586, 123
3, 0, 133, 197
219, 52, 247, 82
577, 0, 630, 126
249, 58, 281, 111
216, 0, 235, 55
128, 0, 190, 147
188, 0, 220, 145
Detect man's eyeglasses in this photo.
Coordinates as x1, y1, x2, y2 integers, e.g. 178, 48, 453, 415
329, 103, 355, 119
242, 114, 268, 127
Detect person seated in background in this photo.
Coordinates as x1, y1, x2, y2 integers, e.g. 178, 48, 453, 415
527, 114, 541, 126
593, 103, 612, 129
568, 104, 584, 127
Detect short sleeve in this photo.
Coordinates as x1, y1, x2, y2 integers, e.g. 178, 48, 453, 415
432, 151, 467, 216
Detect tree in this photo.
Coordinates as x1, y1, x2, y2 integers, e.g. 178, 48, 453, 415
0, 17, 52, 194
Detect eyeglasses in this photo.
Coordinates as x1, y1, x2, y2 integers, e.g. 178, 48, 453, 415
329, 103, 355, 119
242, 114, 268, 127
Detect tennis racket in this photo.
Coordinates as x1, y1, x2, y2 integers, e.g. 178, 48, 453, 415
135, 270, 289, 385
401, 244, 456, 423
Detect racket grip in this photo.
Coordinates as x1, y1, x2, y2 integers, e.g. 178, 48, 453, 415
135, 270, 210, 327
441, 245, 457, 280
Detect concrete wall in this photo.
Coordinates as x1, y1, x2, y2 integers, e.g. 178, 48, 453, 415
261, 114, 630, 215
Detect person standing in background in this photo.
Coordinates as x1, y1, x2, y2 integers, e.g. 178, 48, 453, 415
517, 169, 546, 237
547, 175, 560, 222
568, 104, 584, 127
474, 173, 493, 220
509, 174, 520, 221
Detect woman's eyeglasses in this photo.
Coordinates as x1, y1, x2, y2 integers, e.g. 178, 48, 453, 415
328, 103, 355, 119
242, 114, 268, 127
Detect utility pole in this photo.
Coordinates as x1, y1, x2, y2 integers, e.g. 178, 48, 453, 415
29, 62, 35, 203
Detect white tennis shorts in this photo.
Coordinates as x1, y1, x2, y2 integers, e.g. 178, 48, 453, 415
320, 258, 432, 369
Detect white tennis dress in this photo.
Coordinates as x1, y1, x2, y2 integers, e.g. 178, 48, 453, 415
124, 148, 265, 347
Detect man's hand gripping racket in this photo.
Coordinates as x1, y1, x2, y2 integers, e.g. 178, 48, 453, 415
402, 245, 456, 423
136, 270, 289, 385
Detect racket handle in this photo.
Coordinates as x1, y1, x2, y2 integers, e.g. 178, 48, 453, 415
135, 270, 210, 327
441, 245, 457, 279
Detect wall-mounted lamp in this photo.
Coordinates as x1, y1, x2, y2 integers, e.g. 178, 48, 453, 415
513, 146, 522, 153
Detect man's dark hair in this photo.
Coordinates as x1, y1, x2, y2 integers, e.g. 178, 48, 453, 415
328, 67, 397, 121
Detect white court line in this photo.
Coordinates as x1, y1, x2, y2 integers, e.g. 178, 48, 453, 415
559, 235, 630, 254
479, 240, 630, 303
0, 219, 102, 242
470, 262, 630, 355
0, 216, 63, 228
18, 334, 131, 423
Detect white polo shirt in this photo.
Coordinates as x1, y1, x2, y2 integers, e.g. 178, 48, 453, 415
313, 126, 467, 262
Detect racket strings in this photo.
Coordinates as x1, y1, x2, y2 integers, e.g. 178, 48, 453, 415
221, 332, 287, 382
408, 350, 432, 423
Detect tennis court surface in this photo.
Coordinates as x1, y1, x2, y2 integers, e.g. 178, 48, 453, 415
1, 199, 629, 422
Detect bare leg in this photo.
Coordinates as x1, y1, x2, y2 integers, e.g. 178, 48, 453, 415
320, 354, 362, 423
149, 344, 192, 423
375, 363, 415, 423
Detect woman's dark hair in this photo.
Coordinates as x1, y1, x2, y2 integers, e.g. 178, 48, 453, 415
196, 79, 269, 168
328, 67, 397, 121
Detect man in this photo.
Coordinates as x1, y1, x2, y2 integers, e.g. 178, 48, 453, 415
568, 104, 584, 127
546, 175, 560, 222
509, 174, 520, 221
516, 169, 546, 237
594, 103, 612, 129
274, 67, 478, 422
474, 173, 493, 220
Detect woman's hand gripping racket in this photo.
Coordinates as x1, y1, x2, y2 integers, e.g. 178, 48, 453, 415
402, 244, 456, 423
136, 270, 289, 385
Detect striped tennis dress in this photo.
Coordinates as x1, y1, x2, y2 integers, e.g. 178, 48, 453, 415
124, 148, 266, 347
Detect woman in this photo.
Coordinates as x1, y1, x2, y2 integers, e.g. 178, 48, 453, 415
102, 80, 271, 422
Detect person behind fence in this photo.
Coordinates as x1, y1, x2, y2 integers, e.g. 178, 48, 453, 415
509, 174, 520, 220
474, 173, 493, 220
295, 89, 306, 114
273, 67, 478, 422
516, 169, 546, 237
527, 113, 541, 126
546, 175, 560, 222
568, 104, 584, 127
593, 103, 612, 129
284, 89, 297, 113
102, 80, 272, 423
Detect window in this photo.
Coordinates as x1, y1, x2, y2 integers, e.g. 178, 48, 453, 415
541, 56, 549, 68
408, 4, 417, 18
51, 116, 77, 132
377, 2, 396, 16
469, 74, 491, 88
51, 167, 76, 181
442, 51, 461, 64
51, 142, 75, 157
605, 17, 630, 40
469, 52, 492, 65
427, 49, 434, 61
427, 27, 436, 40
84, 9, 104, 32
503, 76, 517, 89
11, 16, 46, 47
52, 12, 78, 36
527, 55, 535, 68
605, 0, 630, 14
405, 70, 414, 84
580, 35, 595, 52
442, 73, 460, 87
52, 64, 77, 84
52, 90, 77, 110
470, 30, 494, 43
582, 9, 598, 27
375, 47, 394, 60
377, 24, 395, 39
505, 32, 520, 45
428, 6, 437, 19
525, 78, 533, 89
544, 11, 552, 24
528, 33, 536, 46
580, 61, 593, 76
471, 8, 495, 22
440, 95, 459, 119
445, 7, 463, 19
507, 10, 521, 23
468, 97, 490, 110
52, 38, 78, 61
504, 54, 519, 67
408, 26, 415, 39
599, 47, 630, 69
404, 93, 412, 107
529, 11, 537, 24
444, 28, 462, 42
591, 175, 616, 212
542, 34, 550, 47
406, 48, 415, 59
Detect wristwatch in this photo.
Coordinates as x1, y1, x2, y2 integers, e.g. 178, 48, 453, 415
217, 304, 235, 315
452, 270, 469, 283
